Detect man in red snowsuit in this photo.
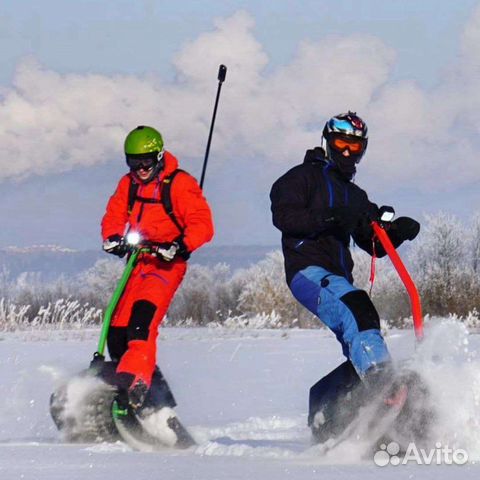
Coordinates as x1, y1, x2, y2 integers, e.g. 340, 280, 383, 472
101, 125, 214, 408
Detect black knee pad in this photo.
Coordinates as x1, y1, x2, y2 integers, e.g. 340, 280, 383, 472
340, 290, 380, 332
127, 300, 157, 341
108, 327, 128, 361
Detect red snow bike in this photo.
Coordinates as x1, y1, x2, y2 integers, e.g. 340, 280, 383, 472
309, 208, 432, 451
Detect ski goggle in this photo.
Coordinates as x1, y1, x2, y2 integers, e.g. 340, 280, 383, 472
126, 151, 164, 171
330, 136, 365, 154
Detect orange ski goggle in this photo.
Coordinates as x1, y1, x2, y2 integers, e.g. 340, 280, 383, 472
330, 137, 365, 154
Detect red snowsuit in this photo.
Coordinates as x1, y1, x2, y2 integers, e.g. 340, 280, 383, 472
101, 151, 214, 389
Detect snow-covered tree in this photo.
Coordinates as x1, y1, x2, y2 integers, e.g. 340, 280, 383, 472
469, 213, 480, 274
236, 250, 315, 327
409, 213, 478, 316
79, 258, 124, 305
168, 263, 240, 325
3, 212, 480, 330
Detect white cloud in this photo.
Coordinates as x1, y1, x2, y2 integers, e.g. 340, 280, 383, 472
0, 8, 479, 191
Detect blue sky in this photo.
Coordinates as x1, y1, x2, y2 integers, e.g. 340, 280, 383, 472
1, 0, 476, 86
1, 0, 480, 248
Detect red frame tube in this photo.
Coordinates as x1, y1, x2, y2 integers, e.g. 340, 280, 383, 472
372, 221, 424, 341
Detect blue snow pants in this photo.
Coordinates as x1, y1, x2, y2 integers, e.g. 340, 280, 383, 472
290, 266, 391, 376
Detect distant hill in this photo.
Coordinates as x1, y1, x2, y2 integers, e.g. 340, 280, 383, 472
0, 244, 279, 281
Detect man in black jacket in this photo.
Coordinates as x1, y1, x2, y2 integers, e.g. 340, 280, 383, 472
270, 112, 420, 441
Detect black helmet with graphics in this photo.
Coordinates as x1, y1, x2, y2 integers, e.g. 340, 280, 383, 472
322, 111, 368, 178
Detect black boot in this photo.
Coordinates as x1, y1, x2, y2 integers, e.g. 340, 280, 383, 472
128, 380, 149, 410
141, 367, 177, 413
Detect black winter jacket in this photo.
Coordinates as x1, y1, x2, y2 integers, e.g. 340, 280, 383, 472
270, 148, 383, 285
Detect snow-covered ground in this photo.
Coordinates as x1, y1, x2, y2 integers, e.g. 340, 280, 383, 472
1, 321, 480, 479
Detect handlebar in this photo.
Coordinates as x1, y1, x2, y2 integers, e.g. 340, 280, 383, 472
122, 239, 174, 254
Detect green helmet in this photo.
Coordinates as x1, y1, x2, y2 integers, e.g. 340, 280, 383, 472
124, 126, 165, 183
124, 125, 164, 155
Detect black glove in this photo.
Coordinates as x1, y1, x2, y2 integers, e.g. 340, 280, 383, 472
389, 217, 420, 242
354, 212, 375, 239
324, 206, 360, 234
102, 234, 127, 257
175, 237, 190, 260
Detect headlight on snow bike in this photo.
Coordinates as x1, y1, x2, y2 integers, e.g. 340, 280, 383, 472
378, 206, 395, 223
126, 231, 142, 246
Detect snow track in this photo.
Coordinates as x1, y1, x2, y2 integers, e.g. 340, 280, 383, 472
1, 324, 480, 479
194, 415, 309, 458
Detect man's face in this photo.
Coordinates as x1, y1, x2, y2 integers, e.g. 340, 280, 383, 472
328, 134, 367, 179
126, 153, 161, 183
135, 165, 154, 182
